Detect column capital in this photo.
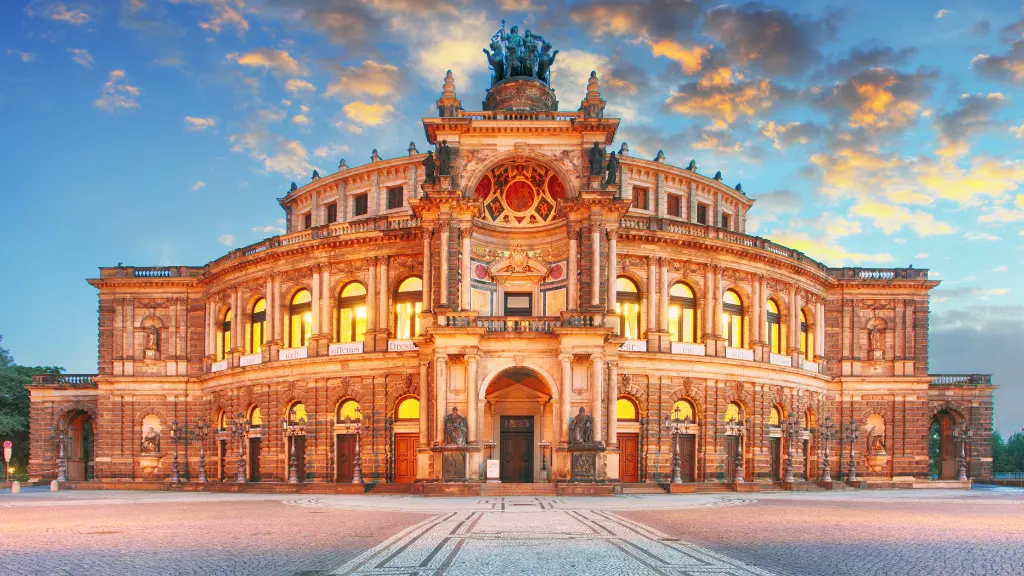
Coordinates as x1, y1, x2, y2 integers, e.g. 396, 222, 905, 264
364, 256, 378, 267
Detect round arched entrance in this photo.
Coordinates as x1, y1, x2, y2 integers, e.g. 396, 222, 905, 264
483, 367, 555, 483
65, 410, 94, 481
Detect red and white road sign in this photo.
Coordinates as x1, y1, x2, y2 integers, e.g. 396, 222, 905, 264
3, 440, 11, 462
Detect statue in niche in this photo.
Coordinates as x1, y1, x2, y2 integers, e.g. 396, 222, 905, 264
569, 407, 594, 445
605, 151, 619, 185
141, 426, 160, 453
867, 427, 886, 453
443, 407, 468, 446
868, 325, 884, 360
588, 142, 605, 176
145, 325, 159, 352
422, 151, 437, 184
437, 140, 453, 176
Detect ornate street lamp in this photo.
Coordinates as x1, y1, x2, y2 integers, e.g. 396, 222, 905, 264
281, 417, 306, 484
954, 422, 973, 481
783, 414, 798, 483
663, 405, 689, 484
538, 440, 551, 471
195, 416, 210, 483
725, 417, 747, 483
50, 420, 69, 482
351, 406, 363, 484
170, 419, 185, 483
229, 412, 250, 483
843, 418, 859, 482
818, 415, 837, 482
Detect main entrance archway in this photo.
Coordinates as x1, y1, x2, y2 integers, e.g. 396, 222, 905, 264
483, 367, 554, 484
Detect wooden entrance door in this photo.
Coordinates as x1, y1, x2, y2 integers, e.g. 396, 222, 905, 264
293, 436, 306, 481
802, 439, 811, 481
678, 434, 696, 482
619, 433, 639, 482
218, 439, 227, 480
394, 433, 417, 484
938, 414, 956, 480
336, 434, 356, 483
499, 416, 533, 483
725, 436, 738, 481
769, 437, 781, 481
248, 437, 261, 482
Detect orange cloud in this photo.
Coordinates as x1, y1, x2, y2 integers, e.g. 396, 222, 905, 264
342, 101, 395, 126
325, 60, 400, 99
228, 49, 305, 76
649, 40, 707, 74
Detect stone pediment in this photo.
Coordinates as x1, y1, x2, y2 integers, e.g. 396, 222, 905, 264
486, 382, 550, 403
488, 246, 549, 285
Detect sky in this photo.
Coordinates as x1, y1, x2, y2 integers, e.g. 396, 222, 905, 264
0, 0, 1021, 435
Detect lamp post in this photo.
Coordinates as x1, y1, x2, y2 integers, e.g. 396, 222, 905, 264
954, 422, 973, 481
844, 418, 859, 483
195, 416, 210, 483
170, 419, 185, 483
281, 417, 306, 484
726, 417, 747, 483
538, 440, 551, 471
664, 405, 689, 484
484, 441, 496, 460
783, 414, 798, 484
229, 412, 250, 483
50, 420, 69, 482
818, 415, 837, 482
351, 408, 363, 484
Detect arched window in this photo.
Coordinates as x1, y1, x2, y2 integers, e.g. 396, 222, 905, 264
397, 397, 420, 420
616, 397, 639, 421
671, 399, 696, 422
337, 282, 367, 343
394, 277, 423, 340
721, 290, 744, 348
615, 277, 641, 339
218, 309, 232, 360
724, 401, 743, 423
287, 402, 308, 425
248, 405, 263, 428
804, 409, 816, 431
668, 283, 697, 343
769, 405, 782, 426
289, 289, 313, 348
249, 298, 266, 354
766, 299, 782, 354
337, 399, 361, 422
217, 410, 227, 431
799, 309, 812, 360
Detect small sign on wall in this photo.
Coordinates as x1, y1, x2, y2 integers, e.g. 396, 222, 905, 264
279, 347, 308, 361
619, 340, 647, 352
388, 340, 418, 352
486, 459, 500, 481
329, 342, 363, 356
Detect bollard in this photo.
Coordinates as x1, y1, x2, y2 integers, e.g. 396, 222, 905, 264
11, 481, 20, 494
50, 479, 59, 492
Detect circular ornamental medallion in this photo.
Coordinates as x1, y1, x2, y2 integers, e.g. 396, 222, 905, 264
504, 180, 536, 212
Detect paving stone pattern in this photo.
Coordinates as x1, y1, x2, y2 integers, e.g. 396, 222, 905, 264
1, 487, 1022, 575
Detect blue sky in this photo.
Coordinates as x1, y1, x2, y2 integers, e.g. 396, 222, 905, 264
0, 0, 1021, 434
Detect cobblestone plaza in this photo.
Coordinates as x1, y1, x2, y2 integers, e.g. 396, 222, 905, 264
2, 487, 1022, 575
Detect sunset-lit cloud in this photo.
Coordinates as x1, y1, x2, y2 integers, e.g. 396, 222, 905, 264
184, 116, 216, 131
94, 70, 141, 112
342, 101, 394, 126
228, 48, 305, 76
68, 48, 94, 68
285, 79, 316, 94
25, 1, 89, 25
324, 60, 400, 99
197, 0, 249, 35
648, 40, 708, 74
666, 73, 775, 125
850, 200, 956, 236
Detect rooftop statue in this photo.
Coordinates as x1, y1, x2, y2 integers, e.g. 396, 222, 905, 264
484, 19, 558, 87
588, 142, 605, 176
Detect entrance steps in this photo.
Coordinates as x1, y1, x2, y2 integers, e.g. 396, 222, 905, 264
367, 483, 415, 495
479, 483, 557, 497
695, 483, 734, 494
620, 483, 669, 494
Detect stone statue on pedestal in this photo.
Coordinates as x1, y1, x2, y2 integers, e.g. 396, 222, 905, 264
569, 407, 594, 445
606, 152, 619, 185
443, 407, 468, 446
588, 143, 605, 176
145, 326, 159, 352
437, 141, 452, 176
422, 151, 437, 184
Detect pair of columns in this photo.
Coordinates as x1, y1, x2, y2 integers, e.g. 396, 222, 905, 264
430, 354, 479, 447
559, 355, 614, 446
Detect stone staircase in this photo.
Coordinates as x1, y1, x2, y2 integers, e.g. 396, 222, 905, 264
695, 483, 734, 494
620, 483, 669, 494
479, 482, 557, 497
367, 483, 415, 495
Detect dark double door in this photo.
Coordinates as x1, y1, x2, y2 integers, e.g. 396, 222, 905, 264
500, 416, 533, 483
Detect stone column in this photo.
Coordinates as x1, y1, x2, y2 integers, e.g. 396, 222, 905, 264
560, 355, 571, 444
440, 222, 450, 306
591, 224, 601, 306
232, 288, 243, 351
703, 267, 714, 339
789, 286, 799, 354
422, 229, 432, 310
751, 276, 761, 343
607, 362, 618, 447
321, 267, 331, 337
713, 268, 723, 338
265, 277, 275, 343
379, 256, 390, 336
366, 258, 377, 332
205, 299, 214, 357
646, 257, 657, 334
591, 356, 603, 443
418, 361, 429, 447
460, 223, 472, 311
568, 227, 578, 310
816, 301, 825, 360
273, 275, 283, 343
467, 355, 479, 443
659, 257, 669, 332
311, 268, 321, 342
435, 355, 448, 443
606, 230, 617, 313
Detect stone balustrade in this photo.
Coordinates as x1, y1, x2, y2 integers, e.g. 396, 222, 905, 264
30, 374, 97, 386
930, 374, 993, 386
478, 316, 559, 333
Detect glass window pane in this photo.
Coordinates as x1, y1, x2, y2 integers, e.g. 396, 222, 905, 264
342, 282, 366, 298
397, 398, 419, 419
616, 277, 638, 293
669, 283, 694, 298
398, 277, 422, 292
292, 290, 311, 305
616, 398, 637, 420
767, 299, 778, 314
682, 308, 695, 343
731, 314, 742, 347
250, 407, 262, 426
253, 299, 266, 313
338, 400, 361, 421
668, 304, 680, 342
724, 403, 740, 423
672, 400, 694, 421
289, 403, 308, 424
769, 407, 780, 426
724, 290, 741, 306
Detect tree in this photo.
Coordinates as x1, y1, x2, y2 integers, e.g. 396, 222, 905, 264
991, 430, 1006, 474
1003, 432, 1024, 475
0, 335, 63, 478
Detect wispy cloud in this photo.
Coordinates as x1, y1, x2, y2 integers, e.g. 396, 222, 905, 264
190, 181, 206, 192
228, 48, 305, 76
342, 101, 395, 126
217, 233, 234, 246
935, 9, 955, 19
68, 48, 94, 68
94, 70, 141, 112
6, 50, 35, 63
184, 115, 216, 131
25, 1, 90, 25
964, 231, 1001, 241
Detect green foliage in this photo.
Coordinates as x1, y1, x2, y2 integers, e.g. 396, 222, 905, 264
928, 421, 940, 478
997, 431, 1024, 475
0, 335, 63, 475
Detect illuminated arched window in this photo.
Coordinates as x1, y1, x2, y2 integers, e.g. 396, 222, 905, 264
668, 282, 697, 343
671, 399, 696, 422
248, 405, 263, 428
337, 282, 367, 343
249, 298, 266, 354
287, 402, 308, 425
804, 409, 816, 431
724, 401, 743, 423
396, 397, 420, 420
337, 399, 361, 422
218, 309, 232, 360
394, 277, 423, 340
289, 289, 313, 348
615, 277, 641, 339
217, 410, 227, 431
721, 290, 744, 348
769, 405, 782, 426
766, 299, 782, 355
616, 397, 638, 421
799, 309, 812, 360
